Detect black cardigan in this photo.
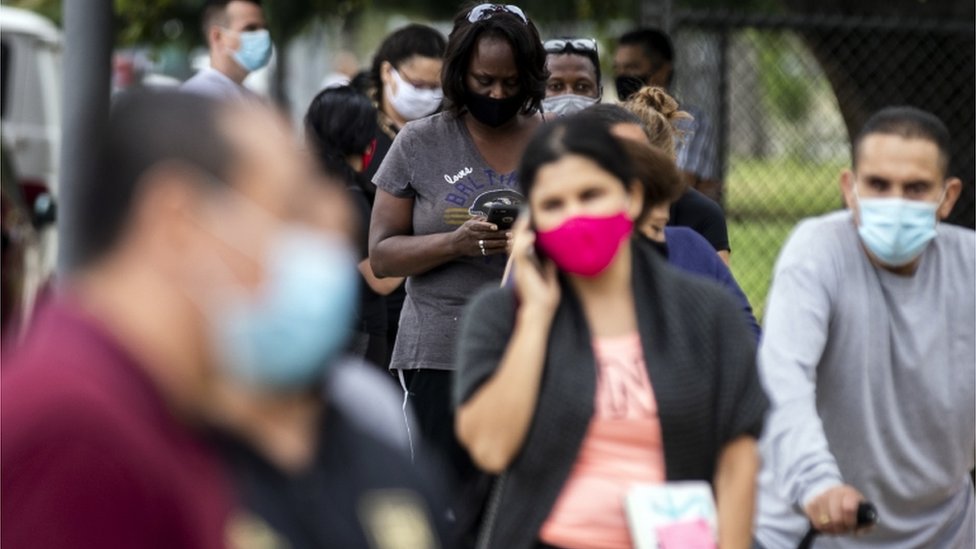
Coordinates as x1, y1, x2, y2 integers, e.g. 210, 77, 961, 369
453, 238, 768, 549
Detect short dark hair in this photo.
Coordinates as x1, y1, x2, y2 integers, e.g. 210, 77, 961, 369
82, 90, 238, 266
854, 106, 951, 174
519, 115, 635, 201
370, 24, 447, 105
201, 0, 263, 38
304, 86, 377, 185
545, 38, 601, 85
618, 27, 674, 65
442, 3, 547, 116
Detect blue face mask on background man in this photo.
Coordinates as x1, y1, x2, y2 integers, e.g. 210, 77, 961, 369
232, 29, 273, 72
855, 187, 944, 266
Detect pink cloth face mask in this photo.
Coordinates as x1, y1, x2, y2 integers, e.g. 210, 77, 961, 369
535, 212, 634, 277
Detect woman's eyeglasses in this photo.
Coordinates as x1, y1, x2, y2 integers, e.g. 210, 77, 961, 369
466, 4, 528, 25
543, 38, 599, 55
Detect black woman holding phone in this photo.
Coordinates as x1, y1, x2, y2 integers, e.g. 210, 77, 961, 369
368, 1, 548, 507
454, 116, 768, 549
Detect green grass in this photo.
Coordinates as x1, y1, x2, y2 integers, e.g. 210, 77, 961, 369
724, 156, 848, 320
728, 219, 795, 321
726, 156, 846, 219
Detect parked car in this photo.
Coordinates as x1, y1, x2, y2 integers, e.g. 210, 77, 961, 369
1, 6, 61, 294
1, 6, 61, 197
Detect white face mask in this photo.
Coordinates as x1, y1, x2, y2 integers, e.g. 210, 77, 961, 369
387, 68, 443, 121
541, 93, 600, 116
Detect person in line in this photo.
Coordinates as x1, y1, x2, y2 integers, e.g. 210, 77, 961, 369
368, 2, 548, 506
182, 0, 271, 100
614, 27, 723, 203
542, 37, 602, 116
617, 138, 760, 342
363, 24, 448, 369
305, 86, 403, 367
616, 87, 759, 338
455, 116, 767, 549
363, 24, 447, 186
582, 102, 759, 340
614, 30, 730, 264
754, 106, 973, 548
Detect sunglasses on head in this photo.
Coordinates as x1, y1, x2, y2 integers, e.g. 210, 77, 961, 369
543, 38, 599, 55
466, 4, 528, 25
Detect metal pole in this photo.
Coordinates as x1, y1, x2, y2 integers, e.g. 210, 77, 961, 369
58, 0, 113, 275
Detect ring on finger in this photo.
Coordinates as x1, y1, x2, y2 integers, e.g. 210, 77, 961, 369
479, 239, 486, 256
819, 514, 830, 526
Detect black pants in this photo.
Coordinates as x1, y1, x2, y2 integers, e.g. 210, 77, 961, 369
402, 369, 491, 548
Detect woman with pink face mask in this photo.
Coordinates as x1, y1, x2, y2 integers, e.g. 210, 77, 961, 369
453, 116, 768, 549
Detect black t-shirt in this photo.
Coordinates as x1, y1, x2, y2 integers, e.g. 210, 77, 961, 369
668, 187, 730, 252
364, 112, 406, 365
347, 183, 387, 337
215, 403, 450, 549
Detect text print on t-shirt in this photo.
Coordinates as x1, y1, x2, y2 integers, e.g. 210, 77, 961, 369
595, 344, 656, 420
443, 167, 520, 207
444, 167, 474, 185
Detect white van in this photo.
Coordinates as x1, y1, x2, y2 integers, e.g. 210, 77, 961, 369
0, 6, 62, 197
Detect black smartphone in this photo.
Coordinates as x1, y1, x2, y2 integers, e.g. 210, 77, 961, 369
486, 203, 519, 230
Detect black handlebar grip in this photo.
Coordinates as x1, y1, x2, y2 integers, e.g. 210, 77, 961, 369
856, 502, 878, 527
797, 501, 878, 549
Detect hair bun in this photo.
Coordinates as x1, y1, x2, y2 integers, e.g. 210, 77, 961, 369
631, 86, 689, 123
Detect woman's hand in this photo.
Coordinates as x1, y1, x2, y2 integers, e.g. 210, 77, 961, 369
510, 216, 560, 312
452, 217, 510, 257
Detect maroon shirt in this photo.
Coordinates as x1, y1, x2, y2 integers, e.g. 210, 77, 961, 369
1, 300, 233, 549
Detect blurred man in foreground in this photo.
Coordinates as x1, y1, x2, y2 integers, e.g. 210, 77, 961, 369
0, 91, 356, 548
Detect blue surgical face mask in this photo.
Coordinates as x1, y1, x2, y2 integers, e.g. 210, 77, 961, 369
232, 29, 273, 72
855, 188, 942, 266
198, 220, 358, 391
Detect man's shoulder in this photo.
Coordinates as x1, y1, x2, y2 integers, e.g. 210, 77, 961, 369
2, 303, 160, 448
937, 222, 976, 248
785, 210, 854, 253
181, 68, 242, 99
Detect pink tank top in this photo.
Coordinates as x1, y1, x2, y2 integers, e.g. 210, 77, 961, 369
539, 332, 665, 549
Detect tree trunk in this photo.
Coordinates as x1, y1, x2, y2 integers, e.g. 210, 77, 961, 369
783, 1, 975, 227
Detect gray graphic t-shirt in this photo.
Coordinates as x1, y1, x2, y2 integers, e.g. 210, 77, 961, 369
373, 112, 523, 371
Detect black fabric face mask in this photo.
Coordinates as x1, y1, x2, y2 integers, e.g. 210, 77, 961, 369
614, 74, 650, 102
465, 91, 525, 128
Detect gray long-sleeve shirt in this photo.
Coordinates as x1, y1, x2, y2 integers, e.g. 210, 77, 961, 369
755, 211, 975, 548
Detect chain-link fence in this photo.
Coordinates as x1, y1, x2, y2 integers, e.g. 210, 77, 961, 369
668, 12, 975, 319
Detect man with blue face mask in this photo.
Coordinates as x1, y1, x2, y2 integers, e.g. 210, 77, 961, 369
2, 90, 448, 548
182, 0, 271, 100
754, 106, 974, 548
